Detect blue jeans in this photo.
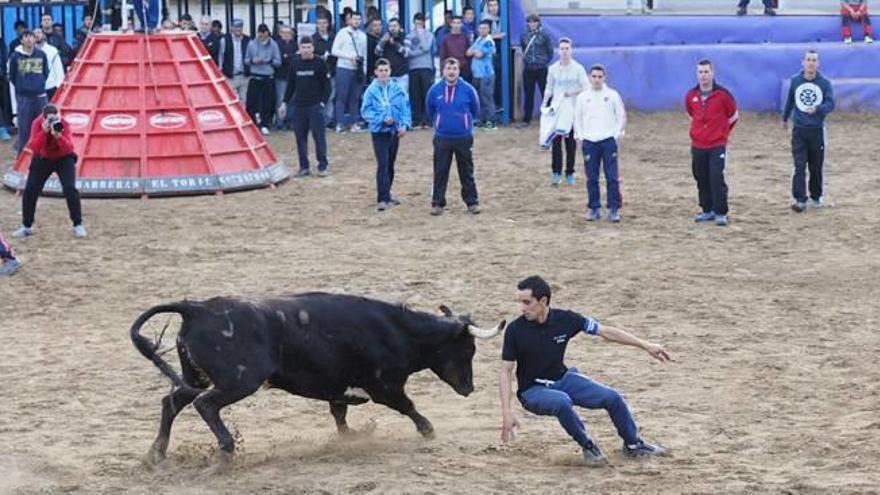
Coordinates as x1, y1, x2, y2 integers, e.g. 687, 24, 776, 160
372, 132, 399, 203
583, 138, 621, 210
474, 75, 496, 123
520, 368, 639, 448
0, 232, 15, 260
334, 68, 362, 126
133, 0, 160, 29
292, 104, 328, 171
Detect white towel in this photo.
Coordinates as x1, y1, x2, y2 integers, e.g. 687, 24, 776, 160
539, 96, 576, 149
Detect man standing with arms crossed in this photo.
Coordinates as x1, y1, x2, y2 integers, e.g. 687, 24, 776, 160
573, 65, 626, 223
426, 58, 481, 216
685, 59, 738, 227
783, 50, 834, 212
500, 275, 668, 465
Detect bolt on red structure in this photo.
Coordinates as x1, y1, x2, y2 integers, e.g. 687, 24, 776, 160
3, 32, 289, 197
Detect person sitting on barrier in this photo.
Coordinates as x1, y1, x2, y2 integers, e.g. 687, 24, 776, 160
841, 0, 874, 44
12, 104, 86, 239
736, 0, 775, 16
0, 231, 22, 277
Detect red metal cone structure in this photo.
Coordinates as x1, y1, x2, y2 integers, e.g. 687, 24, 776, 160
3, 32, 288, 197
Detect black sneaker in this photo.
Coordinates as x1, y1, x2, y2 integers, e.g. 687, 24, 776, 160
582, 442, 607, 466
623, 439, 667, 458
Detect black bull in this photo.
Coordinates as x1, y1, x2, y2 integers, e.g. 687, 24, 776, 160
130, 292, 505, 463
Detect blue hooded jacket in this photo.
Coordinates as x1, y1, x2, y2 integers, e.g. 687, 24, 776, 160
361, 79, 412, 134
783, 71, 834, 128
426, 78, 480, 139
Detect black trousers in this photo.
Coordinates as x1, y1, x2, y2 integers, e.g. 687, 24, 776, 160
522, 67, 547, 124
409, 68, 434, 126
691, 146, 728, 215
552, 130, 577, 176
246, 76, 276, 127
432, 136, 479, 208
791, 127, 824, 203
492, 54, 502, 111
23, 153, 82, 228
373, 132, 400, 203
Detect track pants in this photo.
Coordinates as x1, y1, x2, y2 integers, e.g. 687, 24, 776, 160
583, 137, 621, 210
691, 146, 729, 215
791, 126, 825, 203
372, 132, 399, 203
432, 136, 479, 208
292, 103, 328, 172
22, 153, 82, 228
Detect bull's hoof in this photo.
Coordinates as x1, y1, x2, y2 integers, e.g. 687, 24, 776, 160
144, 447, 166, 466
419, 428, 436, 440
338, 419, 377, 440
200, 451, 233, 476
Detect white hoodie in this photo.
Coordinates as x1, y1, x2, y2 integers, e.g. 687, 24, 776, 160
32, 42, 65, 90
573, 83, 626, 143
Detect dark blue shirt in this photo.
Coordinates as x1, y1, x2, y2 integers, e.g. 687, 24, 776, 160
783, 70, 834, 128
501, 308, 600, 396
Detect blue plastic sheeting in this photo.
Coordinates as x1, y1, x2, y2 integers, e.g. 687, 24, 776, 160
537, 15, 859, 48
781, 78, 880, 113
569, 43, 880, 112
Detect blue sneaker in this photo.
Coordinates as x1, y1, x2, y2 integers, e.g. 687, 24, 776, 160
0, 127, 10, 142
623, 439, 667, 458
694, 211, 715, 223
582, 442, 607, 466
587, 208, 601, 221
551, 173, 562, 186
715, 215, 729, 226
608, 209, 620, 223
565, 174, 575, 186
0, 258, 21, 276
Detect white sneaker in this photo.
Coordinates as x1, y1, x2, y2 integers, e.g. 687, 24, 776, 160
12, 225, 33, 238
810, 198, 824, 208
260, 126, 270, 136
73, 225, 88, 238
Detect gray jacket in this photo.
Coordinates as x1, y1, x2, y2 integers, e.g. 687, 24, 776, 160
520, 28, 553, 69
245, 37, 281, 77
405, 28, 434, 71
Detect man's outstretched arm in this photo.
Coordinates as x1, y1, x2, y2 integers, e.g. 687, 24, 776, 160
598, 325, 671, 362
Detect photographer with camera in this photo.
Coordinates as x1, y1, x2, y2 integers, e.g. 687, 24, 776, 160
12, 104, 86, 239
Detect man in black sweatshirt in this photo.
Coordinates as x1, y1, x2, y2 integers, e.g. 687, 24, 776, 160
278, 36, 331, 177
9, 31, 49, 156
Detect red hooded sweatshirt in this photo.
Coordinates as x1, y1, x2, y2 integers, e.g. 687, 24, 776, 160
29, 115, 75, 160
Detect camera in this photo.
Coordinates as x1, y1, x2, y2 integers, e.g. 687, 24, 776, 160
46, 114, 64, 133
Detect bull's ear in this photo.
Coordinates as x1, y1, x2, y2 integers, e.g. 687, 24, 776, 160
438, 305, 454, 317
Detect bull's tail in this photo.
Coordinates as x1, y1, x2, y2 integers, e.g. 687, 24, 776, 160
130, 302, 200, 392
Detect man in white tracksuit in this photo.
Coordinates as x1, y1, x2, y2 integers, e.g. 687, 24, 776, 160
573, 64, 626, 223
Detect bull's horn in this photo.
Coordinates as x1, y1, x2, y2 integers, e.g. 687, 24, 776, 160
468, 320, 506, 339
438, 305, 454, 317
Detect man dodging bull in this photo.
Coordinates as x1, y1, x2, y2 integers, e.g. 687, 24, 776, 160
130, 292, 504, 465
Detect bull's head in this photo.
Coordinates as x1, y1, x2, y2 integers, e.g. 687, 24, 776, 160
429, 305, 505, 397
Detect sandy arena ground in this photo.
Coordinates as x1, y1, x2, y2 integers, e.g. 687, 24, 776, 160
1, 112, 879, 494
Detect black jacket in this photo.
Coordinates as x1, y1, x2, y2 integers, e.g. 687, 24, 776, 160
220, 33, 250, 77
375, 32, 408, 77
275, 37, 298, 80
199, 31, 221, 64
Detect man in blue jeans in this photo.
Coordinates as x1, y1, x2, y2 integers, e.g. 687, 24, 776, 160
361, 58, 411, 211
573, 64, 627, 222
278, 37, 331, 177
500, 275, 669, 465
